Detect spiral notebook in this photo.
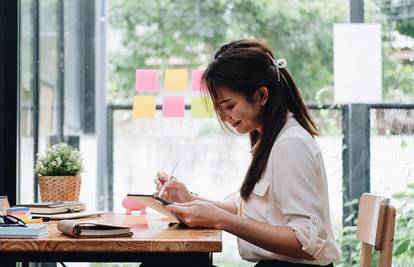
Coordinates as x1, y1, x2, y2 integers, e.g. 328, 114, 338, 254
0, 224, 48, 239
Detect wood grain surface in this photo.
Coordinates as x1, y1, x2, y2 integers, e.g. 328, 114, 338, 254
0, 213, 222, 253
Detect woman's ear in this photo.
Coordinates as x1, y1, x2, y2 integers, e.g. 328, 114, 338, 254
253, 87, 269, 106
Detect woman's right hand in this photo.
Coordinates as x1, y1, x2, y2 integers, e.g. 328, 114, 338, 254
154, 172, 195, 203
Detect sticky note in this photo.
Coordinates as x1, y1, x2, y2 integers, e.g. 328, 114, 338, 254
191, 97, 214, 118
164, 69, 188, 91
133, 96, 156, 118
192, 70, 205, 91
163, 96, 185, 118
135, 69, 159, 93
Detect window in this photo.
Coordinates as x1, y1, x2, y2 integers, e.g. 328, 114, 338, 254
18, 0, 99, 209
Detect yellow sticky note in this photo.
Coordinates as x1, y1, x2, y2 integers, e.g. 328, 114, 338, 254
164, 69, 188, 91
133, 96, 156, 118
191, 97, 214, 118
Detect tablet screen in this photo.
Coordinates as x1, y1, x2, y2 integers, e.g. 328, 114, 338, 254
127, 194, 178, 222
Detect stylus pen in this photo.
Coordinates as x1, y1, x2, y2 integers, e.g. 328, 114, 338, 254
158, 161, 179, 198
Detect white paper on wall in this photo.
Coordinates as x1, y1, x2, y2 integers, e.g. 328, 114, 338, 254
333, 23, 382, 103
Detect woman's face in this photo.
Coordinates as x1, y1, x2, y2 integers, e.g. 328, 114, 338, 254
216, 86, 265, 134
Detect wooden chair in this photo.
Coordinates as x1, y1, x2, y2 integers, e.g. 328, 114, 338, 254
357, 193, 396, 267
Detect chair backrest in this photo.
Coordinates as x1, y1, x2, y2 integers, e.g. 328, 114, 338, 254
357, 193, 396, 267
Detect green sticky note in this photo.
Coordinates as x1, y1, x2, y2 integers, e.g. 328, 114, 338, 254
191, 97, 214, 118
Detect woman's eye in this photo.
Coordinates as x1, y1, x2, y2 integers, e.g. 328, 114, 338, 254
226, 105, 235, 110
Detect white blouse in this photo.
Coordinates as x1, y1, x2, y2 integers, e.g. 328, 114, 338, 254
232, 113, 341, 265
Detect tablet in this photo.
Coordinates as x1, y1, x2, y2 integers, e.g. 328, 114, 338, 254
127, 194, 178, 222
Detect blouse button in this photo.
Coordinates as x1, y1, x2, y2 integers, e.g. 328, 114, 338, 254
312, 218, 318, 225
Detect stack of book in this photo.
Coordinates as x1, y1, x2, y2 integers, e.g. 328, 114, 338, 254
14, 201, 104, 220
16, 201, 86, 214
5, 207, 43, 224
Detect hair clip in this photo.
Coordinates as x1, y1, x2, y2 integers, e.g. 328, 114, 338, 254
266, 52, 287, 82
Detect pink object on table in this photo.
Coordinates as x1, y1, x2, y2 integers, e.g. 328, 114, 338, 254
122, 196, 147, 215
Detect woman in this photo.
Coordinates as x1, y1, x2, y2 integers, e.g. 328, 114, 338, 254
154, 39, 341, 266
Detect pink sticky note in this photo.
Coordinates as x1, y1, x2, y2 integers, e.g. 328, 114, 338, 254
163, 96, 185, 118
192, 70, 205, 91
135, 69, 159, 93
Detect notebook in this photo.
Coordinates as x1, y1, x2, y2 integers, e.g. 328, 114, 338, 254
14, 201, 86, 214
57, 220, 133, 238
32, 211, 104, 220
127, 194, 179, 223
0, 224, 48, 239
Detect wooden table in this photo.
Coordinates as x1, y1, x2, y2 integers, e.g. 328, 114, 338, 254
0, 213, 222, 266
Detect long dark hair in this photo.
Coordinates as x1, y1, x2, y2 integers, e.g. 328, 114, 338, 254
202, 39, 318, 201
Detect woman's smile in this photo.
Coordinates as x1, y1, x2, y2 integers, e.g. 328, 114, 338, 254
231, 120, 241, 128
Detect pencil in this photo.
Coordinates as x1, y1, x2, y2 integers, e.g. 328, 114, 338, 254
158, 161, 179, 198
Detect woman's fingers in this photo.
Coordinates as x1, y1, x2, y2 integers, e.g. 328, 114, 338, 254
154, 178, 163, 191
155, 172, 175, 192
166, 204, 188, 217
170, 201, 194, 207
154, 172, 166, 191
156, 171, 169, 182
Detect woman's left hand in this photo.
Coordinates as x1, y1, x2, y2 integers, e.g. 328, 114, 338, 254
166, 200, 225, 228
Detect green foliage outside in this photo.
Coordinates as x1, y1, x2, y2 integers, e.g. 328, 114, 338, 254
108, 0, 347, 103
35, 143, 84, 176
108, 0, 414, 105
396, 19, 414, 38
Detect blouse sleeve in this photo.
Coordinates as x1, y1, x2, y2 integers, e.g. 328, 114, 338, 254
271, 136, 336, 265
225, 191, 241, 213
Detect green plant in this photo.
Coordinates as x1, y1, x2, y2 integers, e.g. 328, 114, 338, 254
391, 183, 414, 265
35, 143, 84, 176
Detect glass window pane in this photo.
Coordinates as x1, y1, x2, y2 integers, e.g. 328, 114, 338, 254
19, 0, 35, 203
19, 0, 98, 209
39, 0, 58, 151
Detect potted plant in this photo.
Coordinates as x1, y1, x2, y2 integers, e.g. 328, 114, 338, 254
35, 143, 84, 202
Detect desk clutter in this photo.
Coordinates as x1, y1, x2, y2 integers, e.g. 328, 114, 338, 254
11, 201, 103, 220
0, 201, 104, 239
14, 201, 86, 214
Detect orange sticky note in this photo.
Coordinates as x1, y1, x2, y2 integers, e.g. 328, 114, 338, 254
191, 97, 214, 118
136, 69, 159, 93
164, 69, 187, 92
163, 96, 185, 118
192, 70, 205, 91
133, 96, 156, 118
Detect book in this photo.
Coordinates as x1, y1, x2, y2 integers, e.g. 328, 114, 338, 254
14, 201, 86, 214
32, 211, 104, 220
127, 194, 179, 223
0, 224, 48, 239
57, 220, 133, 238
